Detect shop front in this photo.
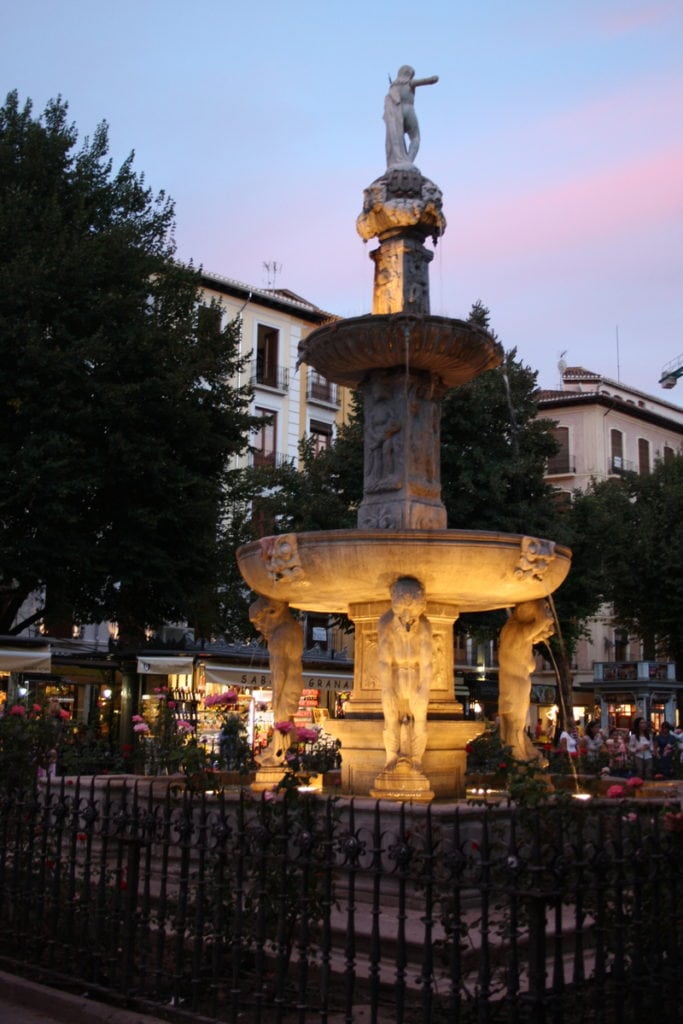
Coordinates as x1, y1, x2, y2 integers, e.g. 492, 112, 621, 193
592, 661, 680, 730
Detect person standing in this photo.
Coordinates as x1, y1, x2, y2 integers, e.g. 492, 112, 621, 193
629, 717, 654, 779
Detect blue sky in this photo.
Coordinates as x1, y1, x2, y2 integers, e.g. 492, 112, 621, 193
4, 0, 682, 393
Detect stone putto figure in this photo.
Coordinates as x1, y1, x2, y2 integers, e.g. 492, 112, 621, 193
378, 576, 433, 771
383, 66, 439, 169
498, 600, 554, 763
249, 595, 304, 765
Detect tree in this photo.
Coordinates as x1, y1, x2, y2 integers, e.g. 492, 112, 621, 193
568, 456, 683, 673
0, 92, 256, 638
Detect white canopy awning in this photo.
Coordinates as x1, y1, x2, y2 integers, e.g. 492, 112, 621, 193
0, 646, 52, 674
203, 663, 243, 686
136, 656, 195, 676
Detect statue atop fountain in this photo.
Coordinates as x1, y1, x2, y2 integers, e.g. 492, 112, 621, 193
383, 65, 438, 169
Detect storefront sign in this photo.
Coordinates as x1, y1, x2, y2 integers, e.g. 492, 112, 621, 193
203, 663, 351, 691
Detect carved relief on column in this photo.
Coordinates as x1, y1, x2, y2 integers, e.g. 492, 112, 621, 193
370, 235, 434, 315
358, 367, 447, 530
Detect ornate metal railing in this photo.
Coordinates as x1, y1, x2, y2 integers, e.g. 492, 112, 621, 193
0, 778, 681, 1023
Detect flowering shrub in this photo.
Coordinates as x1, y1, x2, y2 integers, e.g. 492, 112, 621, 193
202, 690, 253, 773
133, 689, 190, 775
465, 729, 512, 775
0, 700, 68, 791
280, 725, 342, 775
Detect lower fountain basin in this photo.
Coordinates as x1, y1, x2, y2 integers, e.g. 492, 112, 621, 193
236, 529, 571, 613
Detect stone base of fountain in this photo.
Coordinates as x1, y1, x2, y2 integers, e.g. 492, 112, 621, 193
370, 758, 434, 802
250, 764, 286, 793
327, 717, 482, 799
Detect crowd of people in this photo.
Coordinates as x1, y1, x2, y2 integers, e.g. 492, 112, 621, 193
551, 717, 683, 778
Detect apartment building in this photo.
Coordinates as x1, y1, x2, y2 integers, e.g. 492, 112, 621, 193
198, 272, 351, 469
537, 366, 683, 726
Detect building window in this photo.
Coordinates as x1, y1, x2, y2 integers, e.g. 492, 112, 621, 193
307, 371, 338, 404
614, 628, 628, 662
638, 438, 650, 476
610, 429, 624, 473
310, 419, 333, 455
253, 325, 287, 390
253, 407, 277, 466
306, 614, 329, 650
663, 445, 675, 463
547, 426, 573, 474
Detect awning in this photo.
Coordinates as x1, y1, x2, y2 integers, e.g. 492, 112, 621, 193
136, 656, 195, 675
204, 663, 245, 686
0, 646, 52, 674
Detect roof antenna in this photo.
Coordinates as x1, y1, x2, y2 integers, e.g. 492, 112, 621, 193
263, 261, 282, 288
558, 350, 567, 387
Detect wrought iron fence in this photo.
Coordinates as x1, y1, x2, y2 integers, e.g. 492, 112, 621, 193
0, 777, 681, 1023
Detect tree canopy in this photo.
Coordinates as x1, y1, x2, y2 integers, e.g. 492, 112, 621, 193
565, 456, 683, 672
0, 91, 255, 639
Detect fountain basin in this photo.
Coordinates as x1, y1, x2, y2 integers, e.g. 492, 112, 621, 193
236, 529, 571, 614
297, 313, 502, 388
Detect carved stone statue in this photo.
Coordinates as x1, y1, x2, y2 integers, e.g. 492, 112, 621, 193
498, 600, 554, 763
383, 66, 438, 169
249, 595, 304, 765
378, 577, 433, 771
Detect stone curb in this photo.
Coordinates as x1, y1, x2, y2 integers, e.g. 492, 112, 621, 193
0, 971, 170, 1024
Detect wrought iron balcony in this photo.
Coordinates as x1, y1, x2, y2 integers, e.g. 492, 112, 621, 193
248, 449, 293, 469
609, 455, 635, 475
250, 361, 289, 392
307, 373, 339, 405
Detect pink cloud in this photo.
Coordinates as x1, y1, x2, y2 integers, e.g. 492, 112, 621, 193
597, 3, 679, 36
453, 143, 683, 262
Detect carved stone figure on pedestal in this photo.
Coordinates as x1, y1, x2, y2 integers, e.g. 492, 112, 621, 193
383, 66, 439, 169
377, 577, 433, 771
498, 600, 554, 763
249, 596, 304, 766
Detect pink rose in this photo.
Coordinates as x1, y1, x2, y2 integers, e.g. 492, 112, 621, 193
274, 720, 295, 734
627, 777, 644, 788
133, 722, 150, 734
9, 704, 26, 717
296, 726, 319, 744
606, 785, 625, 799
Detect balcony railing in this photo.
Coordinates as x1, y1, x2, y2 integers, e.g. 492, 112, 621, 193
248, 449, 293, 469
546, 453, 575, 475
250, 361, 289, 392
594, 661, 676, 682
307, 374, 339, 405
609, 455, 635, 475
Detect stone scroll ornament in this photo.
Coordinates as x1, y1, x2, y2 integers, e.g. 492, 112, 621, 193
249, 596, 304, 766
377, 577, 433, 772
258, 533, 307, 587
383, 66, 439, 169
515, 536, 556, 582
498, 600, 555, 764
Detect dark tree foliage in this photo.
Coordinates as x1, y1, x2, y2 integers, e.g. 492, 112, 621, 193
441, 304, 559, 536
565, 456, 683, 672
0, 92, 255, 639
248, 393, 364, 534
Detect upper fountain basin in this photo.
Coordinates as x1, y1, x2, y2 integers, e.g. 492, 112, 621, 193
297, 313, 503, 388
236, 529, 571, 615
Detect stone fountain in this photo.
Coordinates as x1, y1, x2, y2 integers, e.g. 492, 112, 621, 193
237, 68, 571, 799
